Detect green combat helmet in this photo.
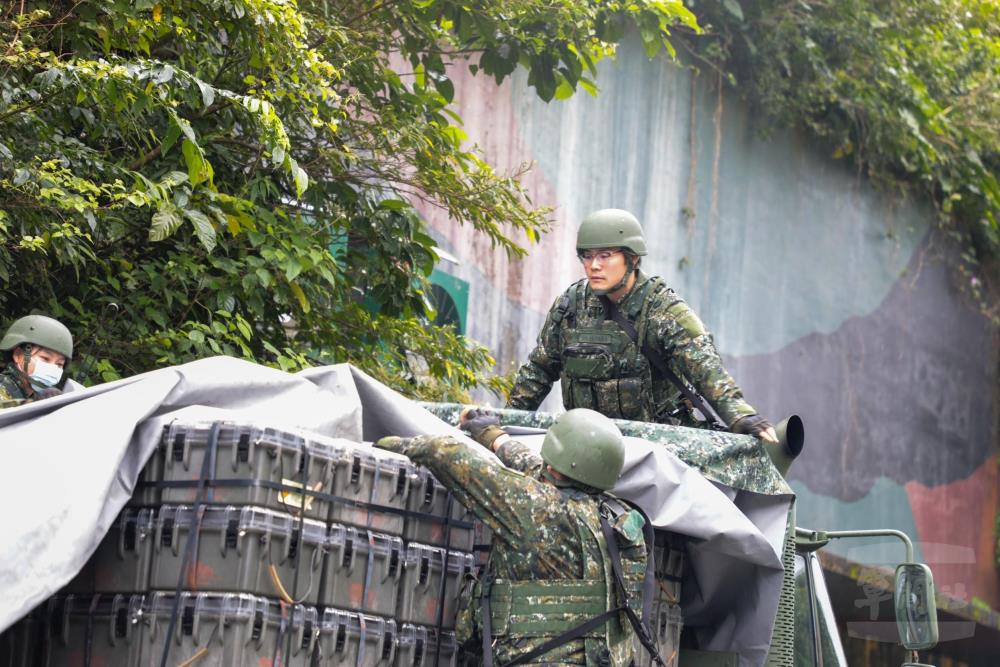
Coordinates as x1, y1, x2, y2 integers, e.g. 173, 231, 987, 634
0, 315, 74, 360
576, 209, 648, 256
540, 408, 625, 490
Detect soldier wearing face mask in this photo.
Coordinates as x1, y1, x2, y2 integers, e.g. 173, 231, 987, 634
0, 315, 74, 407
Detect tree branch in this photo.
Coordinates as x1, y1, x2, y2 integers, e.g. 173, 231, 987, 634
127, 145, 161, 171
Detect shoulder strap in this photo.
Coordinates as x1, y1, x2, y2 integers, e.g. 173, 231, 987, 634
601, 296, 727, 430
551, 281, 584, 326
600, 495, 657, 628
599, 506, 667, 667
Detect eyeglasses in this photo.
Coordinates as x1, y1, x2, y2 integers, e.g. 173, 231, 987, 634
577, 250, 622, 266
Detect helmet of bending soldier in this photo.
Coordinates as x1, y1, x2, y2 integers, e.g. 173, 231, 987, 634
540, 408, 625, 491
576, 209, 648, 257
0, 315, 74, 360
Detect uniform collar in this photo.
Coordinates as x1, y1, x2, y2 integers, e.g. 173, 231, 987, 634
586, 271, 650, 318
541, 468, 601, 496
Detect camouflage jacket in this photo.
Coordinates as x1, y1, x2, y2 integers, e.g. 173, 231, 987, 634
508, 272, 757, 427
0, 364, 32, 408
378, 435, 641, 667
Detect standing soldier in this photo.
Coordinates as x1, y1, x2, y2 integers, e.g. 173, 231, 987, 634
376, 408, 661, 667
508, 208, 777, 443
0, 315, 74, 407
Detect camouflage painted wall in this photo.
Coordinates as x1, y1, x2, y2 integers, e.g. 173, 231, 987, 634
413, 37, 999, 611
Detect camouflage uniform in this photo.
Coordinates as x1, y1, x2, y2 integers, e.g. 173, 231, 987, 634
0, 363, 32, 408
377, 434, 646, 667
508, 272, 757, 427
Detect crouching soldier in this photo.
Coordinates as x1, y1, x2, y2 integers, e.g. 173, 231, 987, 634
0, 315, 74, 408
376, 408, 663, 667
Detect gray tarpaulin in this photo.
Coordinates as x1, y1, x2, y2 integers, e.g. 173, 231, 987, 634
0, 356, 790, 667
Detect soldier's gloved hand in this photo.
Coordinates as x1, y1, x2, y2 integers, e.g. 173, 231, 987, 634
374, 436, 408, 453
732, 414, 778, 444
459, 407, 507, 450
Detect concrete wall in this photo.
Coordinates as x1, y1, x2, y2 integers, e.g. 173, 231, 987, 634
413, 37, 999, 611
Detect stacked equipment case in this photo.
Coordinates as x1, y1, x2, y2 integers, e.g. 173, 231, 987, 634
0, 420, 684, 667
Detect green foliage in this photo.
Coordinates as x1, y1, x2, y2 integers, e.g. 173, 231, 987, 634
688, 0, 1000, 321
0, 0, 695, 398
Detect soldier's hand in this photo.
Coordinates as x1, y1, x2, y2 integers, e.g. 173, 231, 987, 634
374, 436, 407, 453
459, 407, 507, 449
732, 414, 778, 444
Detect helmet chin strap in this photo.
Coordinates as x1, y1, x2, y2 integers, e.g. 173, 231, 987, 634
17, 344, 33, 376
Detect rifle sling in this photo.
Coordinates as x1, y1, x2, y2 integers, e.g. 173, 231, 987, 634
601, 296, 727, 430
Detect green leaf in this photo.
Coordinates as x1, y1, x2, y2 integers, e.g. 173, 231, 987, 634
578, 77, 598, 96
293, 164, 308, 197
160, 118, 182, 157
149, 206, 182, 241
184, 209, 217, 252
175, 115, 196, 143
196, 80, 215, 109
154, 64, 175, 83
161, 171, 189, 187
378, 199, 408, 211
554, 77, 574, 100
182, 139, 212, 186
722, 0, 745, 21
434, 77, 455, 103
283, 258, 303, 281
236, 318, 252, 341
289, 282, 310, 313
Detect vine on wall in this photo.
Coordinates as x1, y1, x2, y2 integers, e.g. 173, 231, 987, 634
686, 0, 1000, 322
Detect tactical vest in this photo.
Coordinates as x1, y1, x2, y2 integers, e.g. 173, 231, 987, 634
555, 280, 666, 422
459, 493, 649, 667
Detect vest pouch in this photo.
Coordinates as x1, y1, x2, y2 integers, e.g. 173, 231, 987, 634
471, 580, 511, 638
566, 378, 597, 410
594, 377, 647, 421
592, 378, 646, 420
562, 344, 616, 380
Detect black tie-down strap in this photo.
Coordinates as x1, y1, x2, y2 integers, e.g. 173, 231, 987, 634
480, 510, 667, 667
601, 296, 727, 430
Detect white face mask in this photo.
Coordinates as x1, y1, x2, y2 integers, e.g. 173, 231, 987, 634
29, 359, 64, 388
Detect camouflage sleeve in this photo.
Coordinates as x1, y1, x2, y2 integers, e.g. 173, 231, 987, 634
377, 435, 557, 547
495, 439, 544, 477
0, 375, 25, 408
649, 297, 757, 426
506, 295, 565, 410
